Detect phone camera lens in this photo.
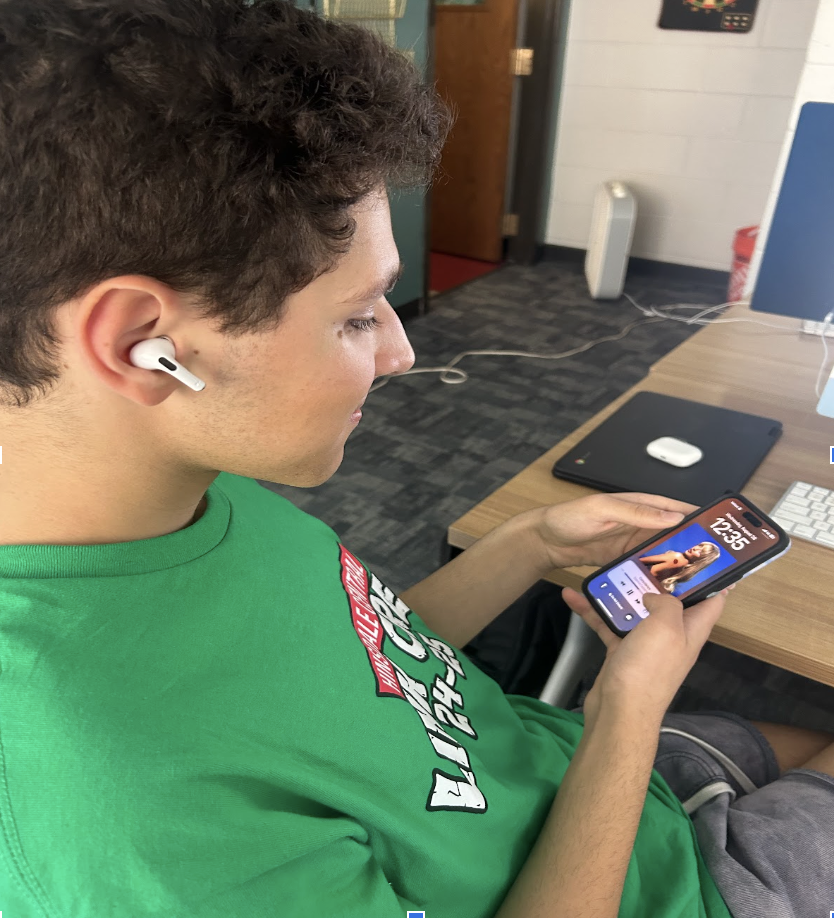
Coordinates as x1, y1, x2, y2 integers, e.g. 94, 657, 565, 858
743, 512, 761, 527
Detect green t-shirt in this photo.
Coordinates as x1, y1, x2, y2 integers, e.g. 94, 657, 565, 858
0, 472, 731, 917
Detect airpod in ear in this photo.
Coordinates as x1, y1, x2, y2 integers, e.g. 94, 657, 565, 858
128, 336, 206, 391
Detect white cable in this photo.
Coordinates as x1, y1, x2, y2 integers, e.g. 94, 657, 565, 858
369, 294, 834, 403
371, 314, 669, 390
816, 310, 834, 399
624, 295, 834, 398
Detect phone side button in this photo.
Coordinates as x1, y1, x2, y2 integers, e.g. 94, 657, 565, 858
705, 591, 720, 599
741, 563, 765, 579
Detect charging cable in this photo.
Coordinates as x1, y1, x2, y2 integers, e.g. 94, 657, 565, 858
369, 295, 834, 401
624, 296, 834, 399
816, 310, 834, 398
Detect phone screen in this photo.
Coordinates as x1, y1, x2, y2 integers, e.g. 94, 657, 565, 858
586, 496, 783, 633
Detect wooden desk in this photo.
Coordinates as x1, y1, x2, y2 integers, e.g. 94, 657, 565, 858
447, 302, 834, 686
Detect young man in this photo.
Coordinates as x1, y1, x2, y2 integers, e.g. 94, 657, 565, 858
0, 2, 831, 916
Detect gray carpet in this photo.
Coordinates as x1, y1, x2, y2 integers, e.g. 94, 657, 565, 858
259, 256, 834, 735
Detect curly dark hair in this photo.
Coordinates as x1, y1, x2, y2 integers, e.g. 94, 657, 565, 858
0, 0, 453, 408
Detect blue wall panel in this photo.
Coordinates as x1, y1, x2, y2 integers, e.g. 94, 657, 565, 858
300, 0, 430, 310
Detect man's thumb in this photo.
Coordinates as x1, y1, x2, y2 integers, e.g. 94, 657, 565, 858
643, 591, 681, 616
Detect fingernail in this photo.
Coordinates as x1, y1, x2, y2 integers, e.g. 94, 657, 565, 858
661, 511, 683, 521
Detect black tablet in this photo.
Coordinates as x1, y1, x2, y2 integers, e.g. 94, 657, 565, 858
551, 392, 782, 506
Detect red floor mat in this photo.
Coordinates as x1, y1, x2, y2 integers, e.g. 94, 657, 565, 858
430, 252, 500, 294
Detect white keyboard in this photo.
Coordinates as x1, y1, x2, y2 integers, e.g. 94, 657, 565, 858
769, 481, 834, 550
801, 319, 834, 338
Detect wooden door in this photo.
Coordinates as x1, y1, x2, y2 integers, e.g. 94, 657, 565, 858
430, 0, 520, 262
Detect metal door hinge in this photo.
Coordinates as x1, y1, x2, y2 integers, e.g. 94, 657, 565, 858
510, 48, 533, 76
502, 213, 519, 237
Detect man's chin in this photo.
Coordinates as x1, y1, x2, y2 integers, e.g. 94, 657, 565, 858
280, 448, 345, 489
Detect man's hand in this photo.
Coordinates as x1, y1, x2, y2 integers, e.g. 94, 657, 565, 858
494, 582, 729, 918
561, 585, 730, 730
532, 492, 698, 571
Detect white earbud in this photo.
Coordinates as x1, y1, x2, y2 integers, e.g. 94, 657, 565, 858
128, 336, 206, 391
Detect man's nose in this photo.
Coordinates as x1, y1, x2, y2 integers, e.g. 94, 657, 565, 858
377, 308, 415, 377
389, 336, 416, 377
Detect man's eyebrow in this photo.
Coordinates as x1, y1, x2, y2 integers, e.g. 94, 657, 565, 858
345, 261, 405, 305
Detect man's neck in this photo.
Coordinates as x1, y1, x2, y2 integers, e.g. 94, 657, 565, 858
0, 439, 215, 547
0, 384, 220, 546
188, 494, 209, 527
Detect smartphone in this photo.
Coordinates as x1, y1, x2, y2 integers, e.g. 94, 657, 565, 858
582, 492, 791, 637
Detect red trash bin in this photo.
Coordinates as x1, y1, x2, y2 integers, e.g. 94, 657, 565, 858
729, 225, 758, 302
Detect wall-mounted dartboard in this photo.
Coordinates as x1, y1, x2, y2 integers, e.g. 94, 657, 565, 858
659, 0, 759, 32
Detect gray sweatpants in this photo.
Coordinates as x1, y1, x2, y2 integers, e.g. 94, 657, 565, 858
656, 711, 834, 918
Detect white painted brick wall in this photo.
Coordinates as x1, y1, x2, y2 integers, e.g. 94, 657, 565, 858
545, 0, 818, 271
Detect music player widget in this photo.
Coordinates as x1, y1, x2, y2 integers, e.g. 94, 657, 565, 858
586, 497, 781, 633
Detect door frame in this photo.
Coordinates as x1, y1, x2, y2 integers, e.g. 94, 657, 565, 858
423, 0, 437, 316
506, 0, 568, 265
